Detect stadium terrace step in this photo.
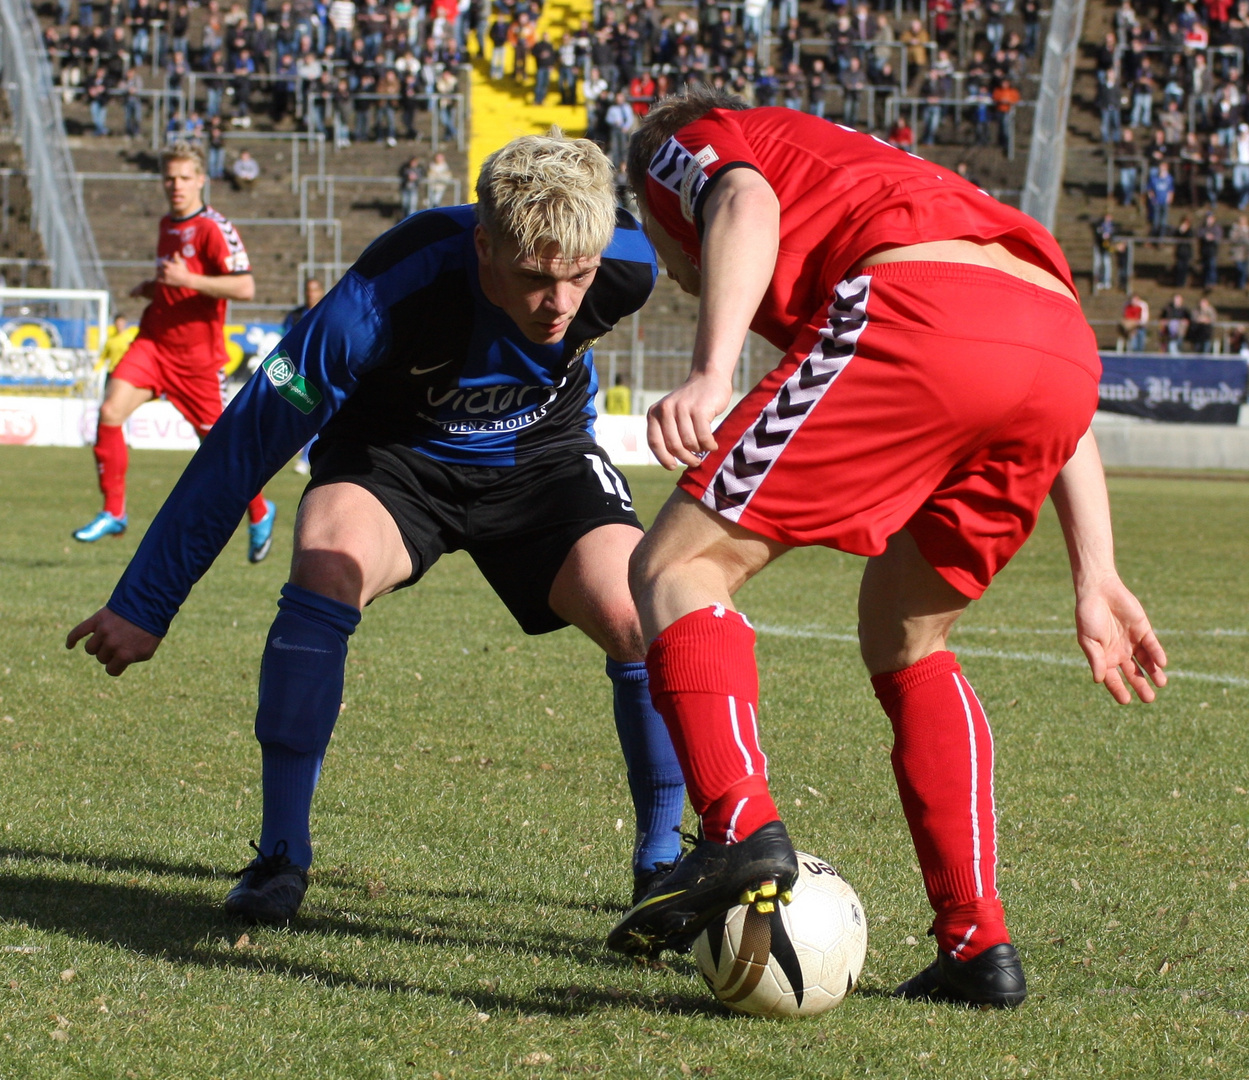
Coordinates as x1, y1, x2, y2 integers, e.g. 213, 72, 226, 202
467, 0, 591, 178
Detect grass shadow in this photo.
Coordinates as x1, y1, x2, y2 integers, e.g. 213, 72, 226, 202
0, 851, 710, 1017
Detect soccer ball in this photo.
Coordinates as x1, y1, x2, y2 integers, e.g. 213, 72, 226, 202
692, 852, 867, 1018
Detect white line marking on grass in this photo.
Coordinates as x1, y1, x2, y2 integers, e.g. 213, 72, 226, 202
753, 624, 1249, 687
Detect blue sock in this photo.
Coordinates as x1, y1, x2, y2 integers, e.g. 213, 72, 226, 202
606, 657, 686, 873
255, 583, 360, 869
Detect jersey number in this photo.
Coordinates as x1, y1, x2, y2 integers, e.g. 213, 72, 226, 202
586, 453, 633, 512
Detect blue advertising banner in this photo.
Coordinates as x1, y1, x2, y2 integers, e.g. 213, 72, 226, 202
1098, 353, 1247, 424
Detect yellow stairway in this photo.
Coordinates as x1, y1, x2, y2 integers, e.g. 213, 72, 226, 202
467, 0, 592, 179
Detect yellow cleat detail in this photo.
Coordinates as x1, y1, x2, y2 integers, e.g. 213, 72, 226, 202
778, 889, 794, 904
758, 880, 778, 899
755, 900, 776, 914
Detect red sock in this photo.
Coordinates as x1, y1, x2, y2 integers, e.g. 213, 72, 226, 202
247, 492, 270, 524
871, 651, 1010, 961
94, 423, 128, 518
645, 606, 779, 843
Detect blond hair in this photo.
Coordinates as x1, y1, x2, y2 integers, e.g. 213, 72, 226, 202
476, 129, 616, 260
160, 140, 206, 175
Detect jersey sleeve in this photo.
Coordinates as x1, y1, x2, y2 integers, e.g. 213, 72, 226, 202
107, 270, 389, 637
201, 211, 251, 275
644, 109, 764, 257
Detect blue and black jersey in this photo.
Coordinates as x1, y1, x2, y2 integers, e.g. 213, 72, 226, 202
107, 205, 657, 637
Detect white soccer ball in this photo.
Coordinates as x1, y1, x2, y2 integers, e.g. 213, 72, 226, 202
692, 852, 867, 1018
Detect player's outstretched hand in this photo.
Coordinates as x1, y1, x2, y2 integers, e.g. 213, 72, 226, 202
647, 371, 734, 471
1073, 575, 1167, 704
66, 607, 163, 677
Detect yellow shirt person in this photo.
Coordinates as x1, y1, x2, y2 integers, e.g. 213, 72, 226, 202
96, 316, 140, 372
604, 375, 631, 415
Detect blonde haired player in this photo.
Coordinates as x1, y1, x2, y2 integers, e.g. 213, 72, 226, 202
74, 142, 277, 562
69, 132, 688, 924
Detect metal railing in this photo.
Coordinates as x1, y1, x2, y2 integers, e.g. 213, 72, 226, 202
298, 173, 464, 234
0, 0, 105, 291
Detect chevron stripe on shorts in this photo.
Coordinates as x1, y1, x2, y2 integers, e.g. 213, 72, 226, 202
703, 274, 872, 522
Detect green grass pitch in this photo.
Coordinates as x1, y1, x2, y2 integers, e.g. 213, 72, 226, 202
0, 444, 1247, 1078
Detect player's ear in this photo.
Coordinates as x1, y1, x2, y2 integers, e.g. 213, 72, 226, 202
473, 225, 493, 267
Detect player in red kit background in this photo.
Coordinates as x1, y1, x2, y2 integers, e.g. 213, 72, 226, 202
606, 89, 1169, 1008
74, 141, 277, 563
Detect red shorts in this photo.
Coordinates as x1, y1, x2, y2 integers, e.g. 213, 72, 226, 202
679, 262, 1101, 598
110, 335, 228, 437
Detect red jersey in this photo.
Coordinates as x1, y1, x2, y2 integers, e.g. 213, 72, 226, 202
138, 205, 250, 369
644, 107, 1075, 351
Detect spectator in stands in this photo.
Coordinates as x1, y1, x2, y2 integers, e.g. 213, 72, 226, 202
282, 277, 325, 335
559, 32, 579, 105
807, 58, 830, 120
1120, 292, 1150, 352
1160, 293, 1192, 353
1160, 98, 1187, 147
993, 76, 1020, 157
488, 13, 509, 80
888, 115, 914, 152
1099, 68, 1123, 144
604, 373, 631, 416
206, 116, 226, 179
1230, 213, 1249, 288
86, 68, 109, 136
606, 88, 637, 166
229, 48, 254, 128
1093, 210, 1121, 291
1147, 160, 1176, 236
122, 66, 144, 139
398, 155, 425, 218
1129, 55, 1156, 129
436, 67, 459, 141
230, 149, 261, 193
1206, 133, 1227, 206
1187, 294, 1218, 352
426, 150, 452, 206
532, 32, 556, 105
97, 314, 140, 374
900, 18, 930, 82
1198, 210, 1223, 287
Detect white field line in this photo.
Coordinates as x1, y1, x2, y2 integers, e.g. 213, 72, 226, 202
753, 623, 1249, 688
763, 624, 1249, 639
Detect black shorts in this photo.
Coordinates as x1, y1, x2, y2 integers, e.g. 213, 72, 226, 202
305, 437, 643, 634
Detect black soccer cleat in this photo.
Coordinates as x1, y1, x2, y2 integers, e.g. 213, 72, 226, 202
607, 820, 799, 956
224, 840, 309, 924
631, 860, 678, 907
893, 942, 1028, 1008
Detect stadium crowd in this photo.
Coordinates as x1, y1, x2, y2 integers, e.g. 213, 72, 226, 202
41, 0, 467, 147
1091, 0, 1249, 348
39, 0, 1039, 161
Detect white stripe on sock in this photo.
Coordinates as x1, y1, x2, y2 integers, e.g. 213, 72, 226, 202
728, 696, 754, 775
726, 797, 749, 843
952, 673, 984, 898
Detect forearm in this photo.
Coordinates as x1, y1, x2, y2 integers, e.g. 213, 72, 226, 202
186, 271, 256, 301
1049, 427, 1118, 589
691, 171, 780, 380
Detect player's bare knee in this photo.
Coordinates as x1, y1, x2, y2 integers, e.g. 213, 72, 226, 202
98, 398, 131, 427
289, 548, 367, 608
